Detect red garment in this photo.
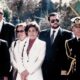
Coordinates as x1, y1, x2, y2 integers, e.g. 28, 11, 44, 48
27, 39, 35, 55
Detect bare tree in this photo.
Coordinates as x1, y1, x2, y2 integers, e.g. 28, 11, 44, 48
6, 0, 41, 20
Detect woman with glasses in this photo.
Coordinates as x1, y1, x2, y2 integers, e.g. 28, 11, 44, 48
9, 22, 27, 80
16, 21, 46, 80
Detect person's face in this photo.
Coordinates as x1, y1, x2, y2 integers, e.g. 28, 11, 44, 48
49, 15, 60, 29
16, 26, 26, 40
0, 9, 3, 21
72, 26, 80, 38
27, 27, 38, 40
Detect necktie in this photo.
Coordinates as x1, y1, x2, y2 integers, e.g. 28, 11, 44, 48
51, 30, 55, 44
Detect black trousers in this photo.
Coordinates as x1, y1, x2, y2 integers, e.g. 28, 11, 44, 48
0, 77, 4, 80
9, 67, 17, 80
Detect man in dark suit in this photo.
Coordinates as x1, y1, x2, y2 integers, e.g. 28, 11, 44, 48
0, 7, 14, 80
0, 39, 10, 80
65, 17, 80, 80
0, 7, 14, 48
39, 12, 73, 80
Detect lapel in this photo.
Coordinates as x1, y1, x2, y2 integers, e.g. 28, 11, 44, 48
70, 38, 78, 47
23, 38, 41, 62
1, 21, 6, 32
0, 21, 7, 37
28, 38, 39, 57
72, 38, 79, 49
69, 38, 78, 57
45, 29, 52, 45
46, 29, 51, 41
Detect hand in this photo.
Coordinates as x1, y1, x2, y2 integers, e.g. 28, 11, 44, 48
61, 70, 67, 75
21, 70, 29, 80
3, 76, 8, 80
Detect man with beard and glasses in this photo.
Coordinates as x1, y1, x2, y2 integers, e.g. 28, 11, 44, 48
39, 12, 73, 80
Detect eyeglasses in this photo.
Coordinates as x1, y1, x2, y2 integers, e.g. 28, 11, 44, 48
0, 12, 3, 15
16, 30, 25, 33
50, 19, 59, 23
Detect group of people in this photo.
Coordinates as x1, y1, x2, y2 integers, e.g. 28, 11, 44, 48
10, 21, 46, 80
0, 7, 80, 80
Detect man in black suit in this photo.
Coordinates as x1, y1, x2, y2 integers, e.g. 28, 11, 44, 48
0, 7, 14, 47
65, 17, 80, 80
0, 7, 14, 80
39, 12, 73, 80
0, 39, 10, 80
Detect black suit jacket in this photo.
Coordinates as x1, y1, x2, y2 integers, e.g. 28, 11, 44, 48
0, 39, 10, 77
0, 21, 14, 47
66, 38, 78, 58
66, 38, 80, 78
39, 28, 73, 80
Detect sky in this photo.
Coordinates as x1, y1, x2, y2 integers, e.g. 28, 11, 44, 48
36, 0, 72, 5
51, 0, 71, 5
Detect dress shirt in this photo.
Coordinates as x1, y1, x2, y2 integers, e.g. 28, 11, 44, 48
0, 19, 3, 32
50, 27, 60, 42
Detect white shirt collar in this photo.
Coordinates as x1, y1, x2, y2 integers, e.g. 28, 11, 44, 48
18, 37, 28, 43
50, 27, 60, 42
0, 19, 3, 32
50, 26, 60, 36
76, 37, 80, 40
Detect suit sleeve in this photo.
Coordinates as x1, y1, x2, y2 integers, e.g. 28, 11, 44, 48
2, 42, 10, 76
9, 42, 17, 69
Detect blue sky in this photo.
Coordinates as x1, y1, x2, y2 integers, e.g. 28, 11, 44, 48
51, 0, 71, 4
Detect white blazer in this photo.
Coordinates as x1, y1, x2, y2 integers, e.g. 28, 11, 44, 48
9, 37, 28, 72
16, 38, 46, 80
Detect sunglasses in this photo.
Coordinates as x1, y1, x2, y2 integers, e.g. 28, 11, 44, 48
50, 19, 59, 23
16, 30, 25, 33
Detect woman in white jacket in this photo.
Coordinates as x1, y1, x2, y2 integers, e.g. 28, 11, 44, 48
16, 21, 46, 80
9, 23, 28, 80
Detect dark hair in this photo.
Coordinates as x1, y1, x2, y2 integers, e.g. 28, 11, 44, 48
48, 12, 59, 21
25, 22, 40, 35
